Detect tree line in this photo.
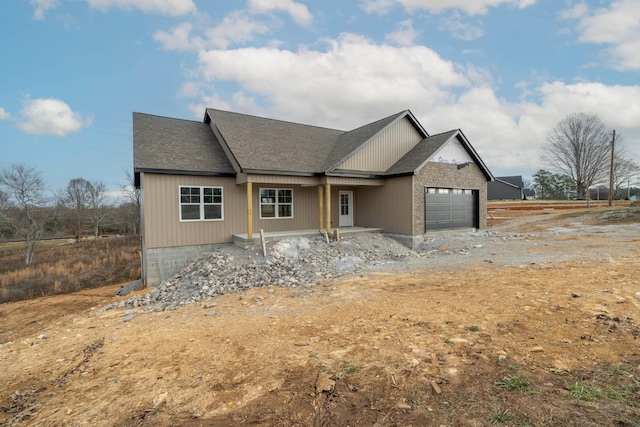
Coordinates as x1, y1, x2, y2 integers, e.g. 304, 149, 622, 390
532, 113, 639, 201
0, 164, 140, 265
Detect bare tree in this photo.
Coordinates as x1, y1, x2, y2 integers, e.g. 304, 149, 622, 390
0, 164, 49, 264
613, 157, 640, 199
64, 178, 91, 242
120, 169, 140, 235
62, 178, 111, 241
87, 180, 109, 240
542, 113, 612, 200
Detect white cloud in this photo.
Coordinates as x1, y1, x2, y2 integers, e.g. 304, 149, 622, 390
0, 107, 11, 120
427, 80, 640, 175
30, 0, 58, 20
86, 0, 196, 16
559, 2, 588, 20
154, 13, 272, 51
437, 11, 484, 40
385, 19, 420, 46
17, 98, 93, 136
563, 0, 640, 71
174, 31, 640, 176
193, 33, 469, 128
153, 22, 203, 51
248, 0, 313, 26
361, 0, 396, 15
205, 11, 271, 49
362, 0, 536, 15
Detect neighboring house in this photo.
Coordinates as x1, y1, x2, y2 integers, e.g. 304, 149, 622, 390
134, 109, 494, 286
523, 188, 536, 199
488, 176, 525, 200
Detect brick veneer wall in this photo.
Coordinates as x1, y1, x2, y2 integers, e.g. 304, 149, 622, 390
413, 162, 488, 235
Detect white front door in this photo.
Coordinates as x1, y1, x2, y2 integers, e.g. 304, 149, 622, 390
339, 191, 353, 227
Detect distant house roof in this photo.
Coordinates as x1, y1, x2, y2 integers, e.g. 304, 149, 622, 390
496, 176, 524, 188
134, 108, 494, 181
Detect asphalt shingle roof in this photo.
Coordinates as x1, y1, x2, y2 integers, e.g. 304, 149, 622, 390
496, 176, 524, 188
206, 109, 343, 174
133, 113, 234, 175
133, 109, 492, 180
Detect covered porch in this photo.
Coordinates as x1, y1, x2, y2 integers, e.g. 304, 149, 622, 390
233, 226, 383, 249
235, 174, 385, 249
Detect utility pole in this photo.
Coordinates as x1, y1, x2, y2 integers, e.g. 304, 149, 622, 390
608, 130, 615, 207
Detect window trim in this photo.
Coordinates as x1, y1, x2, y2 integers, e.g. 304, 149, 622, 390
259, 187, 294, 219
179, 185, 224, 222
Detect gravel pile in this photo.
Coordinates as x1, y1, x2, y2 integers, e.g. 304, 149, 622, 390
100, 233, 414, 313
96, 219, 640, 316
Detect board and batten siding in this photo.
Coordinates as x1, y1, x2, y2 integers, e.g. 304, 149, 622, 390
354, 176, 414, 235
336, 117, 423, 172
143, 174, 245, 248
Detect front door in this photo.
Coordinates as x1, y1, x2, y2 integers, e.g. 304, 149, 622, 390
339, 191, 353, 227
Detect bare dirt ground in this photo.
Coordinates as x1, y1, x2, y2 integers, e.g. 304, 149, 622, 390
2, 207, 640, 426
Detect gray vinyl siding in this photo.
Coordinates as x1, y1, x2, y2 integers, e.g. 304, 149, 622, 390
354, 176, 414, 235
487, 181, 522, 200
336, 117, 423, 172
142, 174, 244, 248
413, 162, 488, 234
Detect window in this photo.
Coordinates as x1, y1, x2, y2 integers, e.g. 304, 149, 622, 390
179, 186, 223, 221
260, 188, 293, 218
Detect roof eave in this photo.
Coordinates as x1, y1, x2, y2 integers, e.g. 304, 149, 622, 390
409, 130, 494, 181
241, 169, 322, 177
325, 171, 386, 179
134, 167, 236, 178
452, 130, 494, 181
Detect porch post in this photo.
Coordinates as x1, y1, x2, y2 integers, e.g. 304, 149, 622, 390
247, 182, 253, 239
318, 185, 324, 232
325, 183, 331, 233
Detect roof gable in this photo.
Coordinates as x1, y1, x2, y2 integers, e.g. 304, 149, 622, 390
331, 113, 427, 173
326, 110, 428, 173
385, 130, 494, 181
384, 130, 457, 176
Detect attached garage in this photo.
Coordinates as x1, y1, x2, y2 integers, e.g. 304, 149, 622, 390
424, 187, 478, 231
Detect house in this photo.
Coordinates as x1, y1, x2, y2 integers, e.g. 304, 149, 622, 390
133, 109, 494, 286
488, 176, 525, 200
523, 188, 536, 199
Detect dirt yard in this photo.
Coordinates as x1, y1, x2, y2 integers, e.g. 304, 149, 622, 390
1, 208, 640, 426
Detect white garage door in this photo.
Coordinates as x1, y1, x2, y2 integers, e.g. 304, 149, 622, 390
425, 187, 478, 231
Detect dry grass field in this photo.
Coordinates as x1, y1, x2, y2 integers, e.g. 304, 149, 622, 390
0, 235, 141, 304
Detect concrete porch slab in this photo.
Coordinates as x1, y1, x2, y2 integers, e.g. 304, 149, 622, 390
233, 227, 383, 249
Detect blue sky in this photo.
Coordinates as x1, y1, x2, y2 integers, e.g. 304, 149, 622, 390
1, 0, 639, 197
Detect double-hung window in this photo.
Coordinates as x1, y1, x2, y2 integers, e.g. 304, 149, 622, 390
179, 186, 223, 221
260, 188, 293, 218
